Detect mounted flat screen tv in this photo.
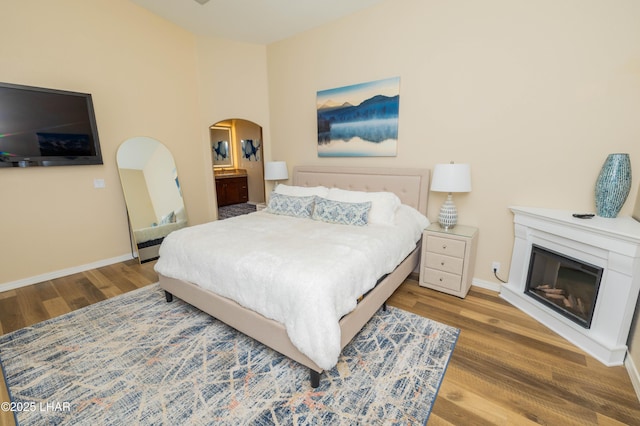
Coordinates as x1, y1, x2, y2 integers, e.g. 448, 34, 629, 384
0, 82, 103, 167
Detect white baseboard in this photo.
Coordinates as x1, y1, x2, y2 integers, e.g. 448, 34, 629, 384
626, 352, 640, 403
0, 253, 135, 292
472, 278, 502, 293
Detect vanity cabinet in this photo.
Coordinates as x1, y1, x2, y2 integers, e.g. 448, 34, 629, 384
215, 172, 249, 206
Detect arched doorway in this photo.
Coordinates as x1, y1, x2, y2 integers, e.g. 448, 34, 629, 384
210, 119, 265, 219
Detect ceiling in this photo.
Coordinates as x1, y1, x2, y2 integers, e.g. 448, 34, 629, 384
130, 0, 386, 45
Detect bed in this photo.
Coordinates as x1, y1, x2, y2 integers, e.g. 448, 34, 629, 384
155, 166, 430, 387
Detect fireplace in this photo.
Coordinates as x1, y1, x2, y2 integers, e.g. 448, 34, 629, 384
500, 207, 640, 366
525, 245, 603, 329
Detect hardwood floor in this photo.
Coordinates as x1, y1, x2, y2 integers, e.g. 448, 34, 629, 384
1, 260, 639, 425
388, 282, 640, 425
0, 259, 157, 426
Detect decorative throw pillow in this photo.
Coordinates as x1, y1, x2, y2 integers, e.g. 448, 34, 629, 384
266, 193, 316, 218
312, 197, 371, 226
325, 188, 401, 225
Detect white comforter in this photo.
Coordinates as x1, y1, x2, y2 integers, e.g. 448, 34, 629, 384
154, 205, 429, 370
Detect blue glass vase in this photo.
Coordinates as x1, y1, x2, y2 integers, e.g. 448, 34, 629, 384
595, 153, 631, 218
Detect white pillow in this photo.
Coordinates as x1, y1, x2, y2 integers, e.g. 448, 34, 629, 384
326, 188, 401, 225
274, 184, 330, 197
395, 204, 430, 229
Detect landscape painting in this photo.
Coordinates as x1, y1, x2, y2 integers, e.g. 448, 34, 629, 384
317, 77, 400, 157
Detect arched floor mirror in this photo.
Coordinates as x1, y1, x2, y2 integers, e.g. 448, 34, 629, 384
210, 119, 265, 219
117, 137, 188, 262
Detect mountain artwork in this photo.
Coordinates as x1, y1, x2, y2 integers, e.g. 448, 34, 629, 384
317, 77, 400, 157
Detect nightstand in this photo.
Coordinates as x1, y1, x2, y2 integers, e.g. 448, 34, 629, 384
419, 223, 478, 298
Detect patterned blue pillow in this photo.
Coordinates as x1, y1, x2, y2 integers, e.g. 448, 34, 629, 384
266, 192, 315, 218
312, 197, 371, 226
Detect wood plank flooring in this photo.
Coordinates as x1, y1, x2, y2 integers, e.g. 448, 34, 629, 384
1, 259, 639, 425
388, 282, 640, 425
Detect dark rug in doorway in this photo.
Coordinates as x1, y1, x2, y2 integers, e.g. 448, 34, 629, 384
0, 284, 459, 425
218, 203, 257, 220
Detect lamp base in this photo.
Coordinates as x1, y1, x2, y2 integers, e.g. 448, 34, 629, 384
438, 193, 458, 229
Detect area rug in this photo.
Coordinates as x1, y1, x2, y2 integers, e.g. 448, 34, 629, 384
218, 202, 257, 220
0, 284, 459, 425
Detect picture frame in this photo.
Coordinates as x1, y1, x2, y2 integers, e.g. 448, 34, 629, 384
317, 76, 400, 157
241, 139, 261, 161
211, 126, 233, 168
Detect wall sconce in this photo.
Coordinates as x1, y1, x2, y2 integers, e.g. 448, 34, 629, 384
430, 162, 472, 229
264, 161, 288, 190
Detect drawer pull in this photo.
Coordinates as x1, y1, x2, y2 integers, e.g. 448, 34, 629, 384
440, 261, 445, 266
439, 277, 443, 282
426, 236, 465, 257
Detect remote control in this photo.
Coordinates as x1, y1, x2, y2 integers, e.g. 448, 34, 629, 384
572, 213, 595, 219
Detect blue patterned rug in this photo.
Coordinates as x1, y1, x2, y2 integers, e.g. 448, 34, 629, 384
0, 284, 458, 425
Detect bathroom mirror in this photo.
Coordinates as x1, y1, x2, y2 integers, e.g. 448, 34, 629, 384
211, 125, 233, 168
117, 137, 188, 263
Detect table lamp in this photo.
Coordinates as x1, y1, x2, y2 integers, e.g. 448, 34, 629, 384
430, 162, 472, 229
264, 161, 288, 190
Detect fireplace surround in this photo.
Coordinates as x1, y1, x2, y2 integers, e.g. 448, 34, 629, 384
501, 207, 640, 366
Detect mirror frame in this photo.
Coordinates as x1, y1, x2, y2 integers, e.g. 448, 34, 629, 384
211, 126, 233, 168
117, 136, 188, 263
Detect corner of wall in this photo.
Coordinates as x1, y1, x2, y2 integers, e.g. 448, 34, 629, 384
625, 353, 640, 403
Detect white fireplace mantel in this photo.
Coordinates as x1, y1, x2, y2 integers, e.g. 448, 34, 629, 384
500, 206, 640, 366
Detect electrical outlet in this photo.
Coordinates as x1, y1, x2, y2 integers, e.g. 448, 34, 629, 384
93, 178, 105, 189
492, 261, 501, 274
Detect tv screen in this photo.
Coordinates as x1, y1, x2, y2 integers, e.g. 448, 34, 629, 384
0, 82, 103, 167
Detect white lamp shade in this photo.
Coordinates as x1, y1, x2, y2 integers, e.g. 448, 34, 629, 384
264, 161, 288, 181
430, 163, 472, 193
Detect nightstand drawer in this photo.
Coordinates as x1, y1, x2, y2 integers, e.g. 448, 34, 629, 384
422, 268, 462, 292
426, 236, 466, 258
425, 253, 464, 275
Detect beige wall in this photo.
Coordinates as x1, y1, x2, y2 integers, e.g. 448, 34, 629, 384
0, 0, 206, 283
195, 37, 270, 219
233, 120, 266, 204
1, 1, 272, 286
266, 0, 640, 367
267, 0, 640, 280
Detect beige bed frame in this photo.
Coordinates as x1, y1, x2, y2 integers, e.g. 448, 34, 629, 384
159, 166, 430, 387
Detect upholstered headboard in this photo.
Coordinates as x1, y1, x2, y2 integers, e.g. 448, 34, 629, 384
292, 166, 430, 215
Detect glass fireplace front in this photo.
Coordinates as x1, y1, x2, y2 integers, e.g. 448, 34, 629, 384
525, 245, 603, 329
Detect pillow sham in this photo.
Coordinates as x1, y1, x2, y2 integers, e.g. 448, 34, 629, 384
394, 204, 430, 229
326, 188, 401, 225
312, 197, 371, 226
274, 184, 330, 198
266, 192, 316, 218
